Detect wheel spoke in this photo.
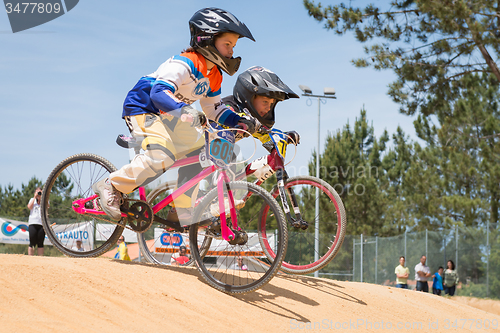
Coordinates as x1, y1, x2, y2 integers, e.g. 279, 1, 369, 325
190, 181, 287, 295
261, 176, 346, 274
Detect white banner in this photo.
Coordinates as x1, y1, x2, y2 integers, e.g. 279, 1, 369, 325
52, 221, 94, 250
0, 217, 53, 245
0, 217, 96, 250
0, 218, 32, 245
95, 223, 137, 243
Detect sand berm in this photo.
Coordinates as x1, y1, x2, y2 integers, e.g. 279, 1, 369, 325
1, 254, 499, 332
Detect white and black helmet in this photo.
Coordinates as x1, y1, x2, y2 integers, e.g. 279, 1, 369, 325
189, 7, 255, 76
234, 66, 299, 128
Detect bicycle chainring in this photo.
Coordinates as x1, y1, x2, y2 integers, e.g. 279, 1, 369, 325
123, 199, 153, 233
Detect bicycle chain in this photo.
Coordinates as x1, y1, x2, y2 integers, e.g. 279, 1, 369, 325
83, 198, 153, 234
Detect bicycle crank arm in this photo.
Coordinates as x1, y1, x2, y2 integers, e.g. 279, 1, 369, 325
152, 215, 184, 233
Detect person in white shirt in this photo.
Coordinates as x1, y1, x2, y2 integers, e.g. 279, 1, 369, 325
27, 187, 45, 256
414, 255, 431, 292
72, 238, 85, 252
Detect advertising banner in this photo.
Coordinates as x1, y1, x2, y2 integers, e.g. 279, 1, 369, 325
0, 218, 33, 245
52, 221, 94, 250
95, 223, 137, 243
0, 217, 94, 250
153, 228, 274, 257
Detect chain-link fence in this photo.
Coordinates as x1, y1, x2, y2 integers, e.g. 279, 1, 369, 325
315, 224, 500, 299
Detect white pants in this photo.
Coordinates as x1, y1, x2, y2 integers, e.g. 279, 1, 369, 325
110, 113, 203, 199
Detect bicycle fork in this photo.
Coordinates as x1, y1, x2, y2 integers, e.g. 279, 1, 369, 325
216, 170, 247, 245
275, 169, 309, 230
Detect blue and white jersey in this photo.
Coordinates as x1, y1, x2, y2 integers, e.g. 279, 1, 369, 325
122, 51, 240, 127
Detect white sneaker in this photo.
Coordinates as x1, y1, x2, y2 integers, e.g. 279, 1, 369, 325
92, 178, 123, 221
210, 199, 245, 217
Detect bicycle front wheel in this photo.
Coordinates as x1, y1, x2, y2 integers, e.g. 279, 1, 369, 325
41, 153, 125, 258
189, 181, 287, 295
260, 176, 347, 274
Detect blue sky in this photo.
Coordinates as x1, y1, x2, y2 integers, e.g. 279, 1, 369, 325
0, 0, 418, 190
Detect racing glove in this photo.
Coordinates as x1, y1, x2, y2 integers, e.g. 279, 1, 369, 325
237, 117, 257, 137
181, 105, 207, 127
286, 131, 300, 145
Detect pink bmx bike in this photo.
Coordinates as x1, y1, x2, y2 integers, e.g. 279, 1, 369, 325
40, 124, 288, 295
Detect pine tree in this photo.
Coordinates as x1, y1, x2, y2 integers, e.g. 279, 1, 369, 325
0, 177, 43, 219
381, 126, 417, 233
315, 107, 397, 236
303, 0, 500, 117
411, 73, 500, 228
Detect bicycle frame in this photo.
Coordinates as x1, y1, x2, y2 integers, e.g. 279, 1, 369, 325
71, 133, 242, 242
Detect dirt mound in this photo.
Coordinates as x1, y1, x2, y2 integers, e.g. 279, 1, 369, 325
1, 254, 499, 332
454, 296, 500, 317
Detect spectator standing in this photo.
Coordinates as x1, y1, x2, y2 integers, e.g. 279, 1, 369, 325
231, 256, 248, 270
415, 255, 431, 292
432, 266, 444, 295
72, 238, 85, 252
444, 260, 459, 296
395, 256, 410, 289
114, 236, 131, 261
27, 187, 45, 256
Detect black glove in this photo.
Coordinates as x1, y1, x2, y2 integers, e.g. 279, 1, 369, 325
181, 105, 207, 127
286, 131, 300, 145
237, 117, 257, 137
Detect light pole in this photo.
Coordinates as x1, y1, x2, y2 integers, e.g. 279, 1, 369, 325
299, 85, 336, 278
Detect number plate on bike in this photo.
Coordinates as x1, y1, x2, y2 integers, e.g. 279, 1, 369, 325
208, 130, 235, 167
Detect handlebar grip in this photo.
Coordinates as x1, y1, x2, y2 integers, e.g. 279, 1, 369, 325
181, 114, 193, 123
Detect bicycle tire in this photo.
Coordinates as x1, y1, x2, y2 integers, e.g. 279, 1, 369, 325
189, 181, 287, 295
259, 175, 346, 274
40, 153, 125, 258
138, 181, 207, 267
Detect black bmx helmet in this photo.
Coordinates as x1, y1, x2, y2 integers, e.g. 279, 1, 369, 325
189, 7, 255, 76
234, 66, 299, 129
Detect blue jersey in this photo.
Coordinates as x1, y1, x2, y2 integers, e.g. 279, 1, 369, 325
433, 272, 443, 290
122, 51, 240, 127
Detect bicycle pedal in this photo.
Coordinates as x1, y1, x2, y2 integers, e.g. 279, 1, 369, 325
84, 198, 101, 210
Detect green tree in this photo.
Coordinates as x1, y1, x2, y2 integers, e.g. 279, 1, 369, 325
315, 107, 395, 236
381, 126, 418, 233
0, 177, 43, 219
303, 0, 500, 116
411, 73, 500, 228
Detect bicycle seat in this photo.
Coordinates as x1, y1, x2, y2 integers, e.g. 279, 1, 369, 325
116, 134, 141, 149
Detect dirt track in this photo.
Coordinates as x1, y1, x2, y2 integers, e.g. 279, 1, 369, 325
1, 254, 499, 332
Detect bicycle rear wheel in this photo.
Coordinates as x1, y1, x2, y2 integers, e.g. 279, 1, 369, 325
260, 176, 346, 274
40, 153, 125, 258
137, 181, 201, 266
189, 181, 287, 295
